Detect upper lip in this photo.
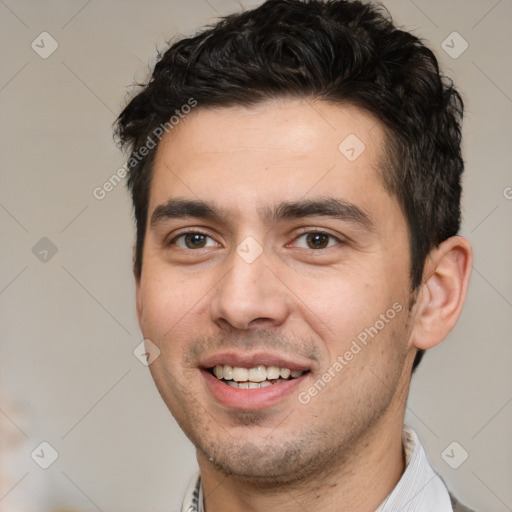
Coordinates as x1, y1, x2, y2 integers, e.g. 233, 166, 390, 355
199, 351, 313, 372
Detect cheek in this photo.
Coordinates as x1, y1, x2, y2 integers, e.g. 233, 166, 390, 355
298, 267, 384, 326
138, 268, 210, 341
292, 264, 407, 358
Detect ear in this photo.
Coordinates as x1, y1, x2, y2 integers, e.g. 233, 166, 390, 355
410, 236, 472, 350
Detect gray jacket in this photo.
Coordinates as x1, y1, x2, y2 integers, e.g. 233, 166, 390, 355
451, 494, 477, 512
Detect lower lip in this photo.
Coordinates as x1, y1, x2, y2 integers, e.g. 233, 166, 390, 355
201, 369, 308, 410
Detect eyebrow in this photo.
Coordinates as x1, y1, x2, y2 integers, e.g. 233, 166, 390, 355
150, 197, 373, 230
150, 198, 228, 227
263, 198, 373, 230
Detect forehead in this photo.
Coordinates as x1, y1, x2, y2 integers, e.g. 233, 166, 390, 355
149, 99, 391, 218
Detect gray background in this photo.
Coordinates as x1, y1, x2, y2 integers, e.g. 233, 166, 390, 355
0, 0, 511, 511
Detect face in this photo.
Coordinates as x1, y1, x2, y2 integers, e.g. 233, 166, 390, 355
136, 99, 417, 484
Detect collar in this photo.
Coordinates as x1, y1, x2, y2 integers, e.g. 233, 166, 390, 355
181, 427, 453, 512
181, 472, 203, 512
375, 427, 453, 512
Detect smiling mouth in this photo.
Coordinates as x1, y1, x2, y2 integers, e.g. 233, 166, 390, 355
210, 364, 308, 389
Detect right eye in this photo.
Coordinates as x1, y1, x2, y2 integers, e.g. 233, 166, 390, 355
170, 232, 219, 250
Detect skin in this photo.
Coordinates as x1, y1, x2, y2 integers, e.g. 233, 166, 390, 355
135, 99, 472, 512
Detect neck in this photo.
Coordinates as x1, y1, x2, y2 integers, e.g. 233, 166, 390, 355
197, 403, 406, 512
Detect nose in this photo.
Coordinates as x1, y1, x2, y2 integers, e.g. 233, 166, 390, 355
209, 246, 291, 331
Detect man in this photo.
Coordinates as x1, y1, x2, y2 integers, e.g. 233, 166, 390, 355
115, 0, 475, 510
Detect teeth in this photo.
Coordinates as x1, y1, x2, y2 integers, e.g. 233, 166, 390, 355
223, 379, 287, 389
223, 365, 233, 380
211, 364, 305, 385
280, 368, 291, 379
266, 366, 280, 380
232, 367, 249, 382
248, 366, 266, 382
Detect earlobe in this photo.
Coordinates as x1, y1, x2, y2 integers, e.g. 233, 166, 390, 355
411, 236, 472, 351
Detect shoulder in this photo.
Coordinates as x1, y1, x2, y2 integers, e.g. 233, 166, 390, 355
450, 493, 477, 512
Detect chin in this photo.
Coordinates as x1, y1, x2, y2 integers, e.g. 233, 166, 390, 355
196, 434, 331, 487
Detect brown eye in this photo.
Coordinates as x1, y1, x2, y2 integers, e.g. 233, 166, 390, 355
171, 232, 217, 249
306, 232, 329, 249
184, 233, 207, 248
293, 231, 341, 250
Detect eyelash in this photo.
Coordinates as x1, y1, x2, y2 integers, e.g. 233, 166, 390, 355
168, 229, 343, 250
168, 230, 218, 249
292, 229, 343, 250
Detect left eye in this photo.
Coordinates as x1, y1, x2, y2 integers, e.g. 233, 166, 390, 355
171, 232, 218, 249
293, 232, 341, 250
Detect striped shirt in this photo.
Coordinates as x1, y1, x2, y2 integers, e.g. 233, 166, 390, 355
180, 427, 454, 512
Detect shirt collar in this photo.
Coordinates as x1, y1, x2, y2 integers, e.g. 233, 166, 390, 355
181, 473, 203, 512
181, 427, 453, 512
376, 427, 453, 512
